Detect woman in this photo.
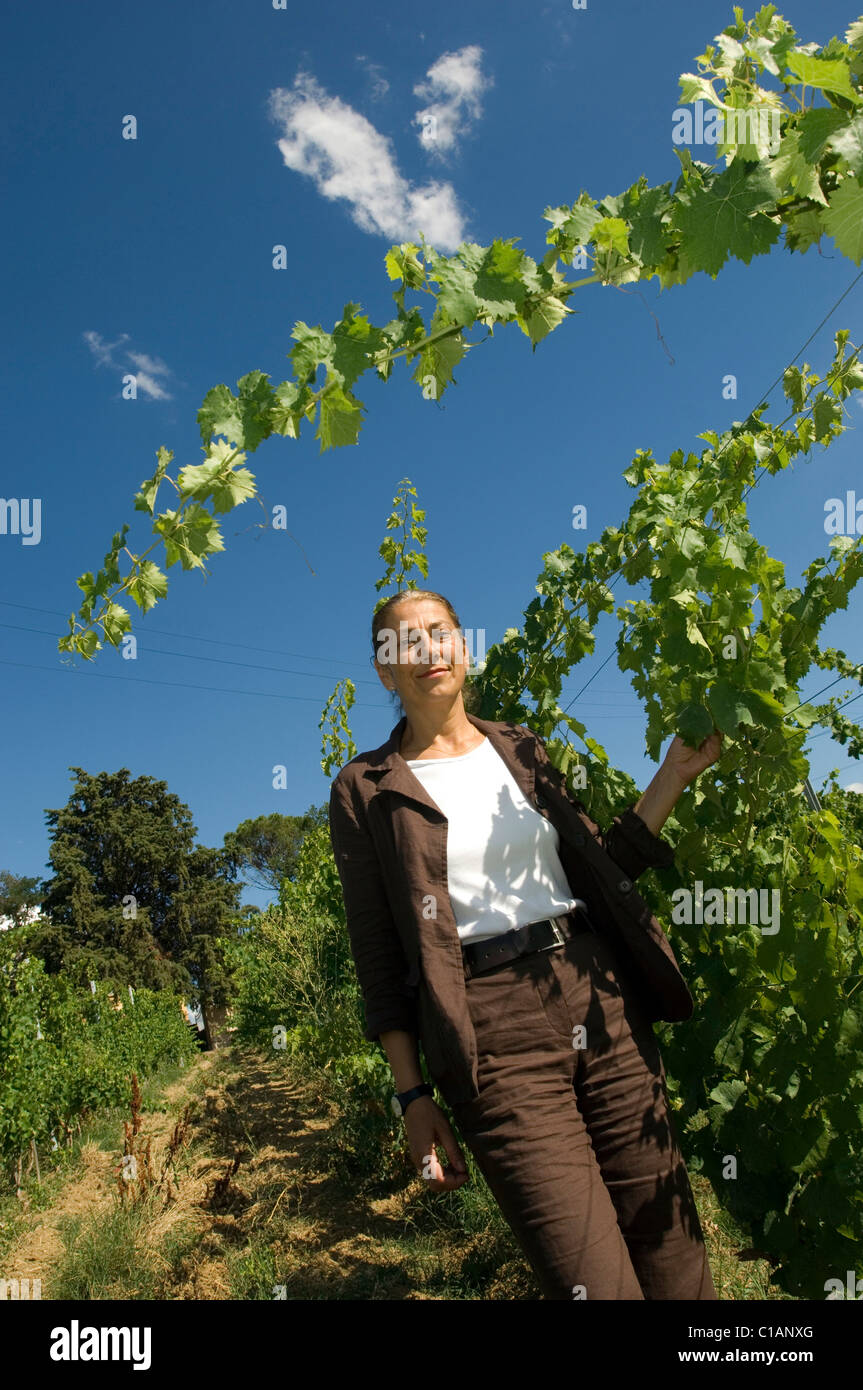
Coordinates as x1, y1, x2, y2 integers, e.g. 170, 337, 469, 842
328, 587, 722, 1300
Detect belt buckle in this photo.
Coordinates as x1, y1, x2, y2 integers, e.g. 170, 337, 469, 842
538, 919, 565, 952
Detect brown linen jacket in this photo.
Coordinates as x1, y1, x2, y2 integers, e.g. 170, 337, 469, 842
328, 711, 693, 1107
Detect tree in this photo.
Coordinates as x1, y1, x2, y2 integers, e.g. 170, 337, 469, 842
0, 870, 42, 930
176, 844, 243, 1045
29, 768, 240, 999
223, 806, 328, 893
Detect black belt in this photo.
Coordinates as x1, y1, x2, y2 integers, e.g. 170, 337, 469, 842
462, 900, 595, 980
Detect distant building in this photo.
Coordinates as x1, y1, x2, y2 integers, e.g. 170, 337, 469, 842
0, 906, 44, 933
181, 1001, 205, 1031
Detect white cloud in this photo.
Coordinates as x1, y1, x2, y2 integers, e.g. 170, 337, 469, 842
83, 329, 126, 367
355, 54, 390, 101
126, 350, 174, 401
267, 72, 467, 252
83, 331, 173, 400
413, 44, 491, 159
845, 782, 863, 794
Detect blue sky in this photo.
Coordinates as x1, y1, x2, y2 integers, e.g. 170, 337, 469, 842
2, 0, 862, 911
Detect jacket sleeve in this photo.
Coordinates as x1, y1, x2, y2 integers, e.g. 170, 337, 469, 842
328, 770, 419, 1044
526, 727, 676, 882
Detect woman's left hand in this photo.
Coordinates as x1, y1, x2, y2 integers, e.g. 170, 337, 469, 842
663, 730, 724, 787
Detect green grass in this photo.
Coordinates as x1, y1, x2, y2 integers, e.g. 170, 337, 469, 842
52, 1203, 159, 1300
225, 1245, 283, 1300
0, 1055, 201, 1275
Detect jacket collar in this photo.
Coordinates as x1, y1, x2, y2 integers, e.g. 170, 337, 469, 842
362, 711, 537, 816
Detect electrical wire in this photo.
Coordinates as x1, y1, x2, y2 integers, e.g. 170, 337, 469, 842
560, 267, 863, 715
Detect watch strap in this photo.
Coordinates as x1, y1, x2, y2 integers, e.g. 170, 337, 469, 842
393, 1082, 433, 1116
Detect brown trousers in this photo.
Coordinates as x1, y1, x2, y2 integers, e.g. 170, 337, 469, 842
446, 910, 718, 1300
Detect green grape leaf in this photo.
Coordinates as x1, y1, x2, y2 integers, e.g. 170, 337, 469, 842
676, 701, 715, 743
686, 615, 712, 650
412, 329, 466, 400
771, 131, 828, 205
560, 197, 603, 246
126, 561, 168, 614
823, 177, 863, 263
383, 243, 424, 287
269, 380, 303, 438
471, 238, 528, 315
75, 628, 100, 659
783, 206, 825, 254
520, 294, 570, 344
672, 160, 781, 276
678, 72, 723, 106
744, 688, 787, 725
786, 51, 859, 102
331, 304, 384, 391
177, 442, 256, 513
431, 251, 483, 326
591, 217, 630, 256
625, 182, 675, 268
233, 370, 275, 450
796, 107, 850, 163
133, 447, 172, 515
290, 323, 335, 386
708, 678, 758, 733
708, 1078, 747, 1111
812, 392, 843, 440
316, 383, 364, 450
155, 506, 224, 570
830, 115, 863, 177
198, 383, 241, 447
197, 372, 274, 451
101, 601, 132, 646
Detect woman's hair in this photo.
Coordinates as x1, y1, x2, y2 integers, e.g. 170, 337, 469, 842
371, 589, 479, 716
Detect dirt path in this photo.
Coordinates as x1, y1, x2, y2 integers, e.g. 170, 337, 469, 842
3, 1046, 478, 1300
163, 1048, 434, 1300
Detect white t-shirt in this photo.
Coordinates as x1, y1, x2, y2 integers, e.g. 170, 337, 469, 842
404, 734, 581, 944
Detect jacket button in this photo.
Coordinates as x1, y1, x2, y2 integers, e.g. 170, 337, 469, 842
617, 878, 633, 894
572, 833, 586, 847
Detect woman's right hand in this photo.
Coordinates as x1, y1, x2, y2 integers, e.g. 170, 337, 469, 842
404, 1096, 470, 1190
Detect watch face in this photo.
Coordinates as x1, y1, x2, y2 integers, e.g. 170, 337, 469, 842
390, 1095, 402, 1117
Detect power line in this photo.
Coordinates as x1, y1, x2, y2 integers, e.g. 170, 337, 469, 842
0, 616, 650, 711
0, 603, 652, 707
3, 614, 853, 722
820, 757, 863, 778
0, 621, 384, 688
743, 267, 863, 452
0, 649, 659, 721
0, 601, 372, 672
805, 687, 863, 741
0, 657, 392, 707
559, 267, 863, 720
566, 647, 618, 704
0, 652, 653, 717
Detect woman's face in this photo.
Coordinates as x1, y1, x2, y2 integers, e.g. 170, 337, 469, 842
373, 599, 470, 706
